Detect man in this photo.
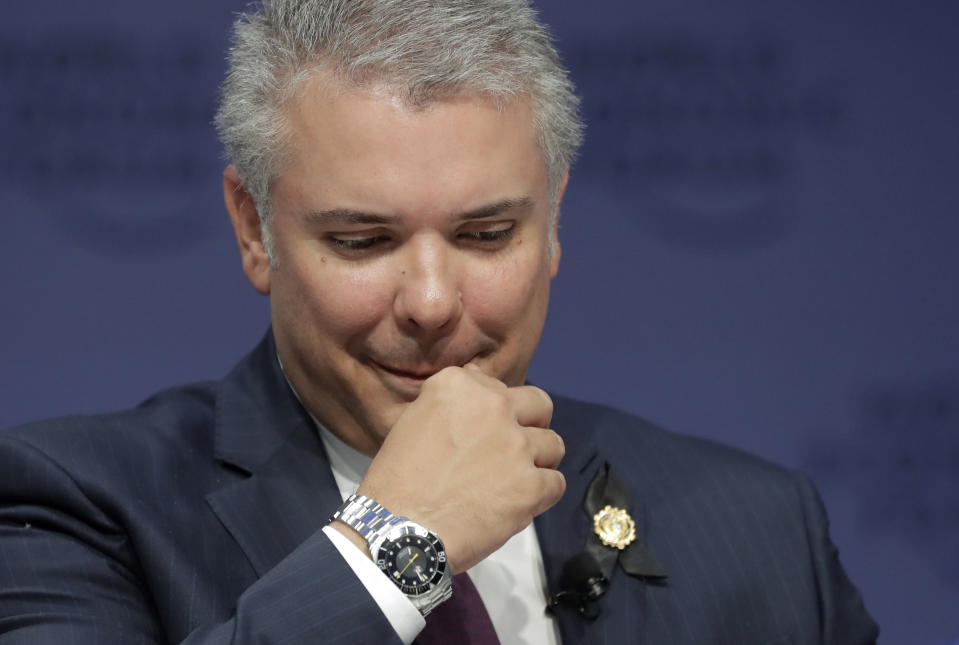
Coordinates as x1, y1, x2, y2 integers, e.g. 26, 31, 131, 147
0, 0, 877, 643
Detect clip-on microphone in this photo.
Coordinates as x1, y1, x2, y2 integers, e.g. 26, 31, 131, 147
546, 552, 609, 620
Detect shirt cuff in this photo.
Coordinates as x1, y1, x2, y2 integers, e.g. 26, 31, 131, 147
322, 524, 425, 644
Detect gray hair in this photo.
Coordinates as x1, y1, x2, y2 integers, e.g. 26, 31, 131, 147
215, 0, 583, 261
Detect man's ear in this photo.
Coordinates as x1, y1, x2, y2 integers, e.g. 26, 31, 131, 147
223, 166, 271, 295
549, 171, 568, 279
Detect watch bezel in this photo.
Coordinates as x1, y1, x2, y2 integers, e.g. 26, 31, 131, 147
374, 523, 450, 597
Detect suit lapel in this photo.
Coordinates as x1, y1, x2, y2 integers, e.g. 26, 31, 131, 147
204, 332, 344, 576
536, 397, 649, 645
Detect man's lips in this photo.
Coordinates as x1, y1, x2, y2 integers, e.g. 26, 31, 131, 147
369, 354, 490, 401
373, 361, 469, 381
374, 363, 437, 381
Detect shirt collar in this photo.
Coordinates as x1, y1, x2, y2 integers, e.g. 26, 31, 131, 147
276, 352, 371, 501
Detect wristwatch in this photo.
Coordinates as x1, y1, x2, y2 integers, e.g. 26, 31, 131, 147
331, 494, 453, 615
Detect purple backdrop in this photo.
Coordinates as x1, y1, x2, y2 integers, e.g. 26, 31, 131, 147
2, 1, 957, 642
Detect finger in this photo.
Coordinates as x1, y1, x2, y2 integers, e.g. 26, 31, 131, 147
444, 364, 507, 390
532, 468, 567, 516
525, 426, 565, 469
508, 385, 553, 428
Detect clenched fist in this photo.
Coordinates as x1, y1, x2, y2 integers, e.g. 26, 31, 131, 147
337, 366, 566, 573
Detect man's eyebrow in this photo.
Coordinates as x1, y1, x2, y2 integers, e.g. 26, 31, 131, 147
303, 209, 396, 225
457, 197, 534, 221
303, 197, 534, 225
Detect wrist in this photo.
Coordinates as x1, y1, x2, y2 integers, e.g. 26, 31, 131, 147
330, 519, 374, 560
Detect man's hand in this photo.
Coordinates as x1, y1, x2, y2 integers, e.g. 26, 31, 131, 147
347, 366, 566, 573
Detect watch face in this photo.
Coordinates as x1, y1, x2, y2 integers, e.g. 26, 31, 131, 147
376, 525, 448, 596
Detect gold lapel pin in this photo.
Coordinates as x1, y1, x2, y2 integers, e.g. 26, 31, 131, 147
592, 505, 636, 550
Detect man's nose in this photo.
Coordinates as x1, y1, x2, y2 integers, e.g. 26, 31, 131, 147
393, 236, 463, 335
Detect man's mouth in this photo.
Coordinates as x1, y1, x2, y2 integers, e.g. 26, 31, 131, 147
375, 357, 481, 378
367, 342, 493, 397
371, 356, 481, 391
374, 363, 440, 381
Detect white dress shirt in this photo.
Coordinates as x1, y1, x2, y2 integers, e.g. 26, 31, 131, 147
318, 423, 563, 645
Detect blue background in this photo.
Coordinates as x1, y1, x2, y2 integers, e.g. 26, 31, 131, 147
2, 1, 957, 642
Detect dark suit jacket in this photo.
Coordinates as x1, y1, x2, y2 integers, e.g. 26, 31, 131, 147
0, 332, 877, 644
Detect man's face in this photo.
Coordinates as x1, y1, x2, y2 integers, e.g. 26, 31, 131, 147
230, 79, 563, 455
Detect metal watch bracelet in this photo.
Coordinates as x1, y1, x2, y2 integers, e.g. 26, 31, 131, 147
331, 493, 407, 546
331, 494, 454, 616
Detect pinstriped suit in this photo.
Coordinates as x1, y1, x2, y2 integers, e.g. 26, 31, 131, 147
0, 332, 877, 643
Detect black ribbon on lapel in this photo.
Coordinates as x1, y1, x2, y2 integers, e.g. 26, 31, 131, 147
584, 462, 668, 580
547, 462, 667, 620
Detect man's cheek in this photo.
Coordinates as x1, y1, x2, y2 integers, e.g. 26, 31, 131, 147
306, 286, 391, 334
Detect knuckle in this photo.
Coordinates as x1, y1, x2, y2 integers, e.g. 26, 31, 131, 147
422, 365, 469, 395
502, 426, 529, 455
554, 470, 567, 498
532, 386, 553, 410
553, 429, 565, 456
486, 388, 513, 417
432, 365, 462, 383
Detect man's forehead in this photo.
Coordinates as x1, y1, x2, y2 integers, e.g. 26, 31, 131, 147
272, 75, 547, 218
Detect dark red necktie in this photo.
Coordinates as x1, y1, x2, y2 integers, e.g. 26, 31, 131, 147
416, 572, 501, 645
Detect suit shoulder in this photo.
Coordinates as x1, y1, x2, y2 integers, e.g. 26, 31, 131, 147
551, 393, 798, 486
3, 380, 219, 467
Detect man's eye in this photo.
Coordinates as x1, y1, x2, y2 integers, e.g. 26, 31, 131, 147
459, 224, 516, 244
328, 234, 390, 251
